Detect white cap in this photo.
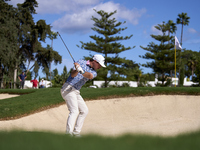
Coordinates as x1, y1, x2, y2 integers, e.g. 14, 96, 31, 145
93, 54, 106, 68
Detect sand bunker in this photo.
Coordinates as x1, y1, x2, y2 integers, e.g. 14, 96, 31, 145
0, 95, 200, 137
0, 94, 20, 100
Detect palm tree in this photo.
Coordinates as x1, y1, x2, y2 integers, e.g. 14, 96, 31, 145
176, 13, 190, 86
47, 31, 58, 81
176, 13, 190, 46
187, 54, 198, 80
36, 44, 62, 80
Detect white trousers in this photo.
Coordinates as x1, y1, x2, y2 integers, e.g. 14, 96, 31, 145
61, 83, 88, 135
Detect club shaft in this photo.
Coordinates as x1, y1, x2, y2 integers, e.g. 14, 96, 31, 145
57, 32, 76, 63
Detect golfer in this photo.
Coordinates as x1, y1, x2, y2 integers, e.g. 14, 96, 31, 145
61, 54, 106, 137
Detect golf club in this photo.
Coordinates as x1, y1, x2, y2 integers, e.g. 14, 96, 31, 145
57, 32, 84, 74
57, 32, 76, 63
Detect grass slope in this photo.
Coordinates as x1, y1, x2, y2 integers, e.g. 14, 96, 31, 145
0, 130, 200, 150
0, 88, 63, 120
1, 87, 200, 149
0, 87, 200, 120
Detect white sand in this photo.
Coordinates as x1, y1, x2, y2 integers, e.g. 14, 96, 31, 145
0, 95, 200, 137
0, 94, 20, 100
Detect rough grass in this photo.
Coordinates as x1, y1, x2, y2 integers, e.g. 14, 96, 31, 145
0, 130, 200, 150
0, 87, 200, 120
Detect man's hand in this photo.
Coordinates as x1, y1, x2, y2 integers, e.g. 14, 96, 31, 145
71, 63, 93, 79
76, 66, 85, 74
74, 63, 85, 74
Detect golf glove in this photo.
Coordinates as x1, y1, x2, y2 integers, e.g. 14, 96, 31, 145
76, 66, 85, 74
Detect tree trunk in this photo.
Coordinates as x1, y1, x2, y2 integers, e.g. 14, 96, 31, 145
1, 74, 4, 88
179, 24, 184, 86
181, 24, 183, 45
50, 39, 53, 82
170, 70, 172, 86
49, 63, 51, 81
14, 64, 17, 89
137, 76, 140, 87
0, 64, 3, 88
178, 68, 181, 86
192, 69, 194, 81
179, 64, 185, 87
162, 73, 165, 85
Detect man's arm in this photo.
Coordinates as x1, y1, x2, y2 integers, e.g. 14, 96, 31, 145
71, 69, 93, 79
72, 62, 94, 79
24, 70, 29, 79
18, 75, 21, 81
71, 69, 78, 77
82, 72, 93, 79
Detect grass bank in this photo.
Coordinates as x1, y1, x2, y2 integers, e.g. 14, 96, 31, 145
0, 88, 63, 120
0, 87, 200, 120
1, 87, 200, 149
0, 130, 200, 150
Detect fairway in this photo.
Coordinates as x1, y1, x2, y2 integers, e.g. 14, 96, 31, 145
0, 95, 200, 137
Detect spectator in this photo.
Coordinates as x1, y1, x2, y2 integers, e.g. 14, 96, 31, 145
39, 79, 45, 88
31, 78, 39, 89
18, 71, 27, 89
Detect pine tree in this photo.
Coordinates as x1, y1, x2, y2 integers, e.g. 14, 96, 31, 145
79, 10, 139, 87
140, 22, 176, 85
61, 66, 70, 84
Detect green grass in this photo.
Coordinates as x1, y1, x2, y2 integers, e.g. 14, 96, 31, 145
0, 89, 36, 94
81, 87, 200, 99
0, 87, 200, 120
1, 87, 200, 149
0, 88, 63, 120
0, 130, 200, 150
